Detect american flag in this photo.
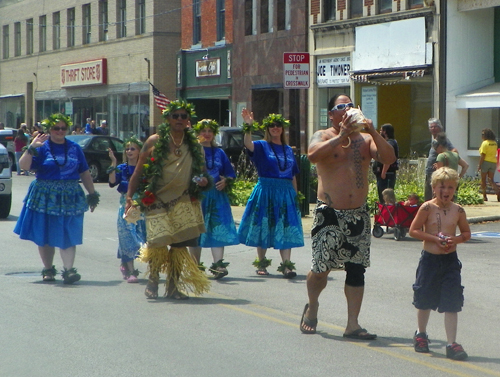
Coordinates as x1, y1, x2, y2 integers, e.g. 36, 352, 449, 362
150, 82, 170, 111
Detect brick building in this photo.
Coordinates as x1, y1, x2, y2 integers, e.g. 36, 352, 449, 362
0, 0, 180, 139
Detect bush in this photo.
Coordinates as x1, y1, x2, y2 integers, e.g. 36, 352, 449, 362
228, 150, 258, 206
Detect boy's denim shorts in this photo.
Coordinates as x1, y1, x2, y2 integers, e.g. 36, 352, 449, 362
412, 250, 464, 313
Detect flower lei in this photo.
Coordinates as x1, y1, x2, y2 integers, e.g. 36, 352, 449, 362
41, 113, 73, 133
161, 99, 196, 119
193, 119, 220, 135
241, 121, 263, 134
138, 123, 211, 208
262, 113, 290, 128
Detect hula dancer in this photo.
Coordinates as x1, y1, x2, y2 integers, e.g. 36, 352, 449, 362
189, 119, 239, 279
108, 137, 147, 283
125, 100, 211, 299
238, 109, 304, 278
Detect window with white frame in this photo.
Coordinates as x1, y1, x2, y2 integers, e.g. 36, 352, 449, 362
67, 8, 75, 47
53, 12, 60, 50
39, 15, 47, 52
217, 0, 225, 41
117, 0, 127, 38
409, 0, 424, 8
100, 0, 109, 41
136, 0, 146, 35
14, 22, 21, 57
26, 19, 33, 54
323, 0, 336, 21
379, 0, 392, 13
277, 0, 291, 29
260, 0, 274, 33
245, 0, 257, 36
350, 0, 363, 18
83, 4, 91, 44
193, 0, 201, 45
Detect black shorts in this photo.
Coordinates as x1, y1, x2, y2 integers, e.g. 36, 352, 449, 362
412, 250, 464, 313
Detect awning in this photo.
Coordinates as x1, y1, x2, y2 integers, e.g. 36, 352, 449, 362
456, 82, 500, 109
0, 93, 24, 99
350, 67, 429, 85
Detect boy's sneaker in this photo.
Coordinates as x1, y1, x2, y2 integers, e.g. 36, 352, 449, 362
413, 331, 430, 353
446, 343, 468, 361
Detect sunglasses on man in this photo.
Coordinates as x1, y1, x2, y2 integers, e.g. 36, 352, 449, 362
331, 103, 354, 111
171, 113, 189, 120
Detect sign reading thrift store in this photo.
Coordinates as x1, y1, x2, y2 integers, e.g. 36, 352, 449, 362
60, 59, 107, 88
283, 53, 310, 89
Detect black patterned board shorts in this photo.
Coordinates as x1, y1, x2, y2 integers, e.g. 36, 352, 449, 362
311, 201, 371, 273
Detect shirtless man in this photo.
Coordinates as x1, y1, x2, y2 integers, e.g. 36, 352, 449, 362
300, 94, 396, 339
409, 166, 471, 360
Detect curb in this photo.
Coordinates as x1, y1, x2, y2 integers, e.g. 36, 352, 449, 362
467, 216, 500, 224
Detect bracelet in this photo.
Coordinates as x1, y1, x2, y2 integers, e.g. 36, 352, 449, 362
106, 166, 118, 174
86, 191, 100, 208
242, 122, 260, 133
22, 145, 38, 156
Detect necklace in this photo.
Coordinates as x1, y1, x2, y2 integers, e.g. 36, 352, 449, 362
269, 142, 288, 171
48, 139, 68, 167
205, 146, 215, 170
171, 132, 185, 156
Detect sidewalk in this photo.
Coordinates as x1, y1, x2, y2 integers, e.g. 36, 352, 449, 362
231, 193, 500, 235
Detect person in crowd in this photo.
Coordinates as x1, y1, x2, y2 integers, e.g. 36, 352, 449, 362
32, 122, 43, 138
125, 100, 211, 300
300, 93, 395, 338
14, 128, 29, 175
14, 113, 99, 284
85, 118, 93, 134
108, 137, 146, 283
189, 119, 238, 279
382, 188, 396, 206
404, 193, 420, 206
96, 120, 109, 135
373, 123, 399, 203
0, 122, 4, 129
409, 167, 471, 361
433, 132, 469, 178
477, 128, 500, 202
424, 119, 457, 201
238, 110, 304, 278
72, 125, 84, 135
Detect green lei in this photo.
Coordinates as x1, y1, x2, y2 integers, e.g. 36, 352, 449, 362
138, 123, 211, 208
41, 113, 73, 133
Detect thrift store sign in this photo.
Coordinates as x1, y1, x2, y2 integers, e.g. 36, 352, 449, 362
60, 59, 107, 88
283, 53, 310, 89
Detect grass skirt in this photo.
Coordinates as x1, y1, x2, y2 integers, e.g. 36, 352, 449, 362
199, 187, 238, 247
237, 177, 304, 249
139, 244, 210, 296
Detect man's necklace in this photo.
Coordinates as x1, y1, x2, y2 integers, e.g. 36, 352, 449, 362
171, 133, 184, 157
48, 140, 68, 167
269, 142, 288, 171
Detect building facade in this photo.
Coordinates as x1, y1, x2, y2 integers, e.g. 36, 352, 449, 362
308, 0, 438, 158
0, 0, 181, 139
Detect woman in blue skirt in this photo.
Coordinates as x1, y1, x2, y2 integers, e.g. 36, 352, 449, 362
238, 110, 304, 278
14, 113, 99, 284
108, 137, 146, 283
189, 119, 238, 279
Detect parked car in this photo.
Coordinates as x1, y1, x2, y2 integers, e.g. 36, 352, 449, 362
0, 143, 12, 218
0, 128, 16, 171
65, 135, 124, 182
215, 127, 264, 165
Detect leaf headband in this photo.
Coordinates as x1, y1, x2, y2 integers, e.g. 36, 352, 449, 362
123, 136, 143, 149
262, 113, 290, 128
41, 113, 73, 132
193, 119, 219, 135
161, 99, 196, 119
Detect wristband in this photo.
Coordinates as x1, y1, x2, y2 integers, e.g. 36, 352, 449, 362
86, 191, 100, 208
106, 166, 119, 174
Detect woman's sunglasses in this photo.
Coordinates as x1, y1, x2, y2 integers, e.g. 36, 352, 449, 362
171, 113, 189, 120
267, 124, 283, 128
52, 126, 67, 132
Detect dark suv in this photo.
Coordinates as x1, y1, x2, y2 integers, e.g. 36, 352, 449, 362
215, 127, 264, 164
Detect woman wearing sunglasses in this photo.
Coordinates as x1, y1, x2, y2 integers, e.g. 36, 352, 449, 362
238, 109, 304, 278
14, 113, 99, 284
108, 137, 146, 283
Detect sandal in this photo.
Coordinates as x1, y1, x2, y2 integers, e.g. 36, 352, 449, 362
120, 264, 129, 280
209, 259, 230, 279
300, 304, 317, 334
42, 265, 57, 282
277, 260, 297, 279
127, 269, 139, 283
61, 267, 81, 285
145, 278, 159, 299
252, 257, 272, 276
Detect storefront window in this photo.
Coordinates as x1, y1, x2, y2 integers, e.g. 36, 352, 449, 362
468, 108, 500, 150
317, 87, 350, 130
109, 93, 149, 140
0, 96, 25, 128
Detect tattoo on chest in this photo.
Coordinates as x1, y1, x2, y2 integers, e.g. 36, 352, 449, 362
351, 138, 364, 189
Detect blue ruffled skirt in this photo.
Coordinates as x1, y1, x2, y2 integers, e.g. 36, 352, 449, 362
199, 187, 238, 248
14, 179, 88, 249
117, 194, 146, 262
237, 177, 304, 249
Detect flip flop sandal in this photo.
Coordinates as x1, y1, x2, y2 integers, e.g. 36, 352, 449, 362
300, 304, 317, 334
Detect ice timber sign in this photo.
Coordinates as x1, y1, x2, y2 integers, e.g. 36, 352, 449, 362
317, 55, 351, 87
60, 59, 107, 88
283, 53, 310, 89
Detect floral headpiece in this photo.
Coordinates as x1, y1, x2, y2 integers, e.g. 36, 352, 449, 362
123, 135, 143, 150
41, 113, 73, 132
193, 119, 219, 135
262, 113, 290, 128
161, 99, 196, 119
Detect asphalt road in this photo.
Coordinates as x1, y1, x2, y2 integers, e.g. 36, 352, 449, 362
1, 175, 500, 377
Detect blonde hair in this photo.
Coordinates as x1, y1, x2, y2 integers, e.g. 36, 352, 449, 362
382, 188, 396, 205
431, 166, 459, 187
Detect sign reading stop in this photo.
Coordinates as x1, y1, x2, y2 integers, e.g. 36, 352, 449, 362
283, 52, 310, 89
